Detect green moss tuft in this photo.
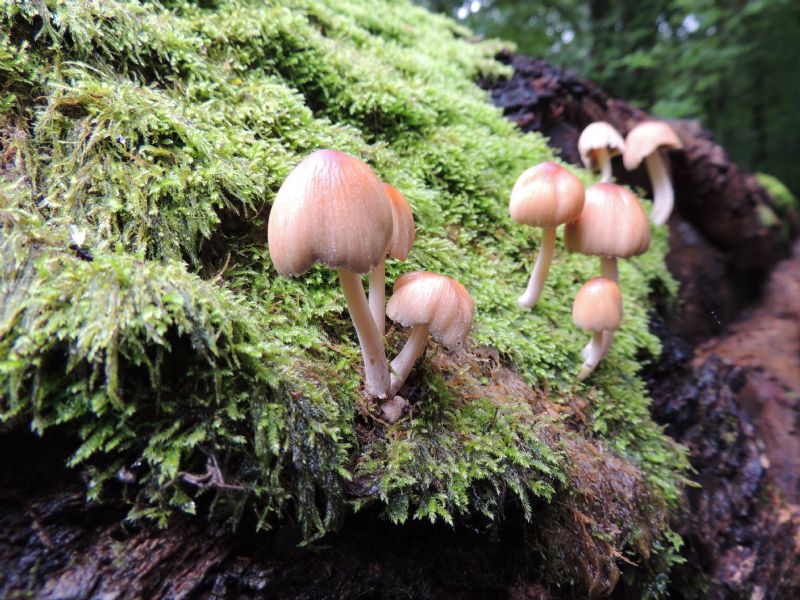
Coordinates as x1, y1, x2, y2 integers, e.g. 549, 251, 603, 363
1, 0, 687, 591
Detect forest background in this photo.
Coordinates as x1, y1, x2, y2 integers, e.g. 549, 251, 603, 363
422, 0, 800, 197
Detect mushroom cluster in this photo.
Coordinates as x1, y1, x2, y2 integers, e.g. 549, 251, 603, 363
509, 155, 652, 379
268, 149, 473, 417
271, 131, 676, 402
578, 119, 683, 225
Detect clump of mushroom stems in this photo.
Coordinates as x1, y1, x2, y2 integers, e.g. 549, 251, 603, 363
337, 268, 391, 397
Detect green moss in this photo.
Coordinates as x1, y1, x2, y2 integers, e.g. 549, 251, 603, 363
1, 0, 687, 592
756, 172, 798, 239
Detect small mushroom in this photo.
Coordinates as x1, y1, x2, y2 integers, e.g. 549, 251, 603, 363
268, 149, 393, 398
578, 122, 626, 183
509, 162, 585, 309
565, 182, 650, 363
623, 121, 683, 225
572, 277, 623, 380
385, 271, 474, 396
368, 183, 415, 335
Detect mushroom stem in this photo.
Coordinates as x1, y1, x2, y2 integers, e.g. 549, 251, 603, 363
595, 148, 613, 183
338, 268, 390, 398
600, 256, 618, 283
577, 331, 605, 381
388, 324, 429, 396
517, 225, 556, 309
368, 260, 386, 335
645, 150, 674, 225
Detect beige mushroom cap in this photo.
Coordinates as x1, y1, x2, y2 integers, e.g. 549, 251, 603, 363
623, 121, 683, 170
572, 277, 623, 332
384, 183, 415, 261
387, 271, 475, 349
578, 122, 626, 168
509, 162, 585, 228
564, 183, 651, 258
268, 149, 392, 276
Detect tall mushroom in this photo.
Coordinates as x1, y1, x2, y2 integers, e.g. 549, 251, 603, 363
368, 183, 415, 335
509, 161, 585, 309
578, 121, 626, 183
268, 149, 393, 398
572, 277, 623, 380
385, 271, 474, 397
623, 121, 683, 225
565, 182, 650, 363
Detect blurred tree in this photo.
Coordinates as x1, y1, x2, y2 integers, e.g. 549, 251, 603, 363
420, 0, 800, 195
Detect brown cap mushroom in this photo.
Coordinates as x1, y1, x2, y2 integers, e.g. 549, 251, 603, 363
572, 277, 623, 380
578, 122, 625, 183
564, 182, 650, 282
622, 121, 683, 225
385, 271, 474, 395
509, 161, 585, 309
267, 149, 392, 397
368, 183, 416, 334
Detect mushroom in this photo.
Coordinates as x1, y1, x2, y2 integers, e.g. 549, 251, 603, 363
564, 182, 650, 364
368, 183, 415, 335
268, 149, 393, 398
572, 277, 623, 380
623, 121, 683, 225
509, 161, 585, 309
578, 122, 626, 183
385, 271, 474, 397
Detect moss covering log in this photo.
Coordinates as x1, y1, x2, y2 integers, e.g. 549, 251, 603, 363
2, 1, 687, 594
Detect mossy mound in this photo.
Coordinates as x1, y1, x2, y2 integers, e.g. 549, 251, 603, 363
1, 0, 687, 593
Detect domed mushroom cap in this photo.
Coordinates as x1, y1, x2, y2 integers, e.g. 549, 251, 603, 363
384, 183, 415, 260
387, 272, 475, 349
578, 121, 625, 168
268, 149, 393, 276
509, 162, 585, 227
623, 121, 683, 170
572, 277, 623, 332
564, 183, 651, 258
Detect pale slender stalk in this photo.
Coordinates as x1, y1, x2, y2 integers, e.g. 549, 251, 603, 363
596, 147, 613, 183
645, 150, 674, 225
388, 324, 429, 397
517, 226, 556, 309
338, 268, 390, 398
600, 256, 618, 283
577, 331, 605, 381
368, 260, 386, 335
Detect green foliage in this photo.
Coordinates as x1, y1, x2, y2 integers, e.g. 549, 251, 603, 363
2, 0, 687, 590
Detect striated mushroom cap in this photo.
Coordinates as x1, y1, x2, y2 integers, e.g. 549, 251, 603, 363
623, 121, 683, 170
572, 277, 623, 332
565, 183, 651, 258
384, 183, 415, 261
509, 162, 585, 228
578, 121, 626, 169
387, 271, 474, 349
268, 149, 392, 276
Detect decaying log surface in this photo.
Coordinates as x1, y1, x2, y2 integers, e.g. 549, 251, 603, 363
485, 54, 800, 598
